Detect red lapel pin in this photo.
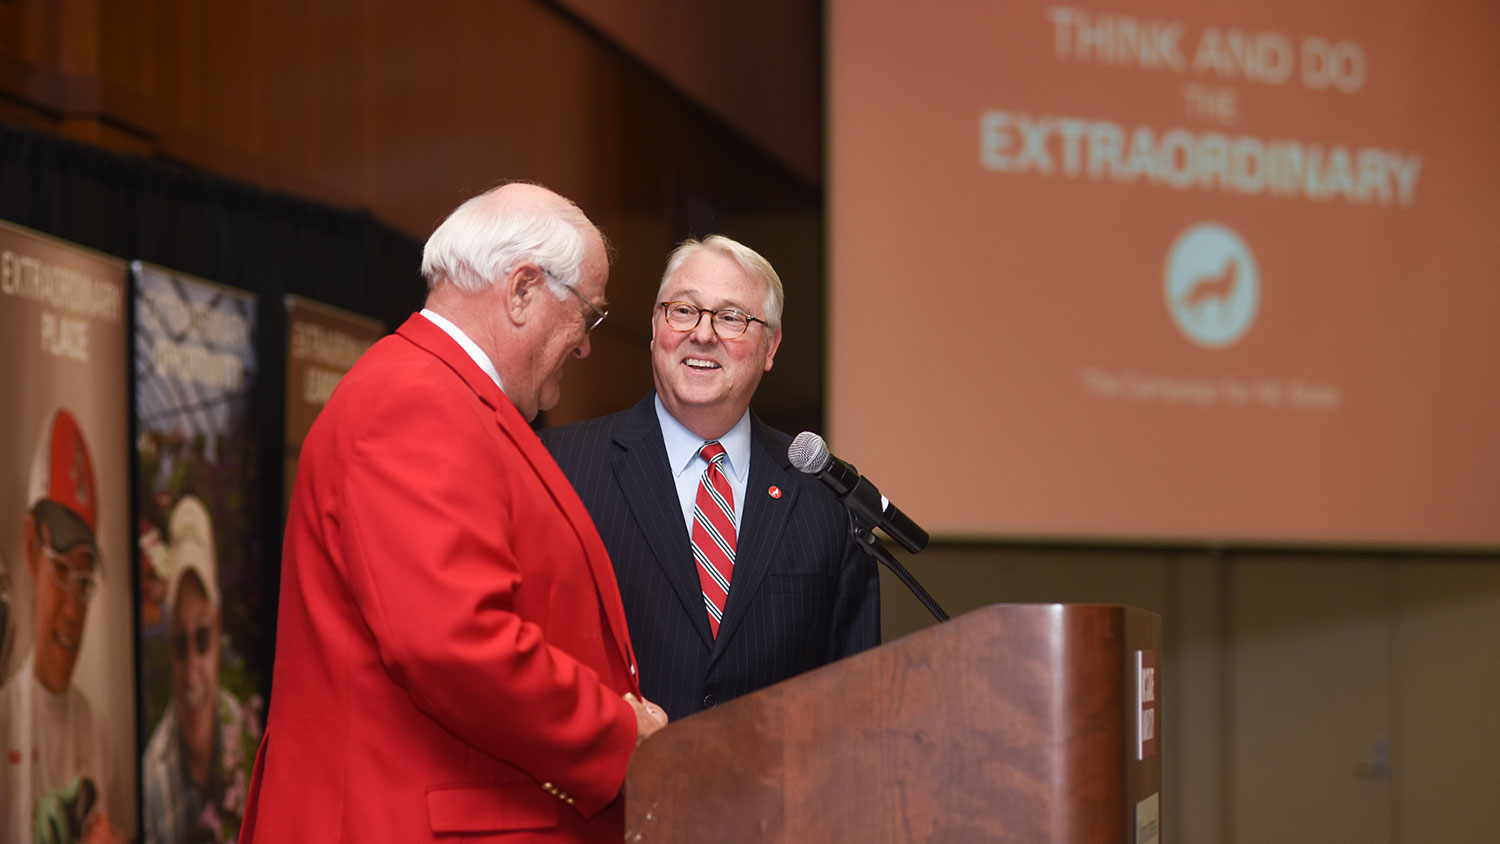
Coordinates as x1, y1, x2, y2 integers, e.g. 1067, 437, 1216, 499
768, 485, 782, 499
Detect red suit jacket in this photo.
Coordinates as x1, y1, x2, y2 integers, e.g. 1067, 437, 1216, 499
239, 314, 641, 843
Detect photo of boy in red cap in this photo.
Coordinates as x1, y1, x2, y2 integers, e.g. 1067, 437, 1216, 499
1, 408, 125, 844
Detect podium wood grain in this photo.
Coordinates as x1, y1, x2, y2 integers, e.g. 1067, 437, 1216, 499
625, 603, 1162, 843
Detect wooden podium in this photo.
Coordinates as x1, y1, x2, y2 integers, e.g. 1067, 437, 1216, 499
624, 604, 1162, 843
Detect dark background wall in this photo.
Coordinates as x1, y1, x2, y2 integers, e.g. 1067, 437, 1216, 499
0, 0, 825, 435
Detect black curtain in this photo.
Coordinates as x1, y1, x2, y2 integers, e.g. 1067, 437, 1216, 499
1, 120, 425, 712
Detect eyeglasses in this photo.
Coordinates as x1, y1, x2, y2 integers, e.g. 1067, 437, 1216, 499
658, 301, 767, 339
42, 545, 99, 604
171, 625, 214, 661
564, 284, 609, 332
540, 267, 608, 332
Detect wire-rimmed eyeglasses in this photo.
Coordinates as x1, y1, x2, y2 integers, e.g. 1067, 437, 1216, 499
541, 267, 608, 332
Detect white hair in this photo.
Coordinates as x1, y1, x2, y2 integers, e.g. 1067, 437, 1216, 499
657, 234, 784, 330
421, 183, 594, 299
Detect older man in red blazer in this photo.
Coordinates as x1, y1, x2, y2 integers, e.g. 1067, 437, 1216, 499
239, 183, 666, 844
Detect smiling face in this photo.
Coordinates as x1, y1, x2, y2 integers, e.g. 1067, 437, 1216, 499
422, 182, 612, 423
650, 250, 782, 439
516, 233, 609, 421
546, 244, 608, 413
24, 512, 93, 695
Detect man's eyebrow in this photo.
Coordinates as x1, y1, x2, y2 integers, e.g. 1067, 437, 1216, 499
664, 290, 753, 310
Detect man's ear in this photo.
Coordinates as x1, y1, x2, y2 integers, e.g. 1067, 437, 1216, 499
763, 329, 783, 372
504, 263, 549, 324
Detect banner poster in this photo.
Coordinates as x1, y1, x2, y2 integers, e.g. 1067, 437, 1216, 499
0, 220, 135, 843
132, 262, 263, 844
283, 295, 384, 514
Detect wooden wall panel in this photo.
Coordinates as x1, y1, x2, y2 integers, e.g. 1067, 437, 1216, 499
551, 0, 822, 184
1393, 560, 1500, 843
0, 0, 824, 430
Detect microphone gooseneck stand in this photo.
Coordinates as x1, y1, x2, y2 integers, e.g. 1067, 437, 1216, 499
848, 517, 949, 623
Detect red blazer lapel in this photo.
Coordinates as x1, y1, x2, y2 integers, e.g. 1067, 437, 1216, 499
395, 313, 640, 692
395, 314, 506, 410
506, 419, 641, 694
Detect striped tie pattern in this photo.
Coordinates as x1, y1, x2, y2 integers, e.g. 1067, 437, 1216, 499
691, 441, 737, 637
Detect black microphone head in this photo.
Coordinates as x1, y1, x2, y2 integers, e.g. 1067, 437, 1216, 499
788, 431, 830, 474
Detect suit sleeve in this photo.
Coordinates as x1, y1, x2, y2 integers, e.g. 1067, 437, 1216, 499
332, 375, 635, 816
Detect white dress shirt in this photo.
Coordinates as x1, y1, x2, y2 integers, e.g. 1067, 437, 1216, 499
419, 308, 504, 392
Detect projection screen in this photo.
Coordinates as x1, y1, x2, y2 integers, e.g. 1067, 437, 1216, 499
828, 0, 1500, 547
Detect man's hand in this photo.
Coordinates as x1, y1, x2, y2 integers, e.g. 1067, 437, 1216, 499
624, 692, 668, 747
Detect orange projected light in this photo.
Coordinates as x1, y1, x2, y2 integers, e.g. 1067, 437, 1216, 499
828, 0, 1500, 547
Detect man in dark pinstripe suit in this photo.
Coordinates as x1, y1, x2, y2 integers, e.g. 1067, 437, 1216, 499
542, 235, 880, 721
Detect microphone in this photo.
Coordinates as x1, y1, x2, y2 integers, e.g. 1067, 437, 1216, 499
788, 432, 929, 553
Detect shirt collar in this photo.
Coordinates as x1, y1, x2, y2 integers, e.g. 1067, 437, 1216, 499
419, 309, 504, 391
654, 394, 751, 483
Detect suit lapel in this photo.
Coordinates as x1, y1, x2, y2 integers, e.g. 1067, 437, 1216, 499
510, 417, 640, 688
610, 397, 716, 650
397, 314, 641, 689
397, 314, 505, 411
710, 416, 797, 660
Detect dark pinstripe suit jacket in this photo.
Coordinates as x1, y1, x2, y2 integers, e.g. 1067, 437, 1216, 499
541, 394, 880, 721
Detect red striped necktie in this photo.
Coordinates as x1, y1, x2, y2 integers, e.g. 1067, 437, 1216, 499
691, 441, 737, 637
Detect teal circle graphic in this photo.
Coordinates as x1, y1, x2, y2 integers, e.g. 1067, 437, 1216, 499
1163, 223, 1259, 348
